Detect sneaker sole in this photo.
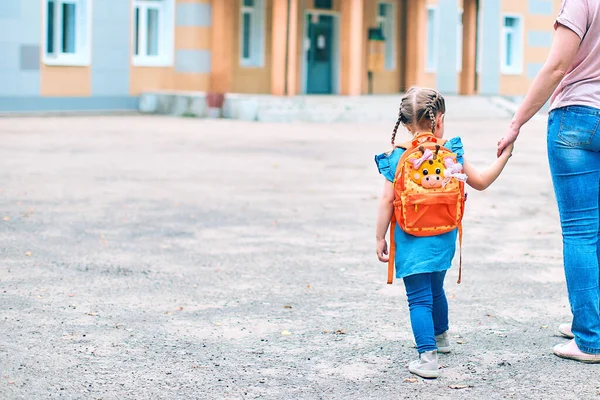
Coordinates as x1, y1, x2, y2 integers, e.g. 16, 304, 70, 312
409, 368, 440, 379
558, 329, 574, 339
553, 349, 600, 363
437, 346, 451, 354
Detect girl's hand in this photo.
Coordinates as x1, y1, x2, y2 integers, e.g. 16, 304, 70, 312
497, 124, 520, 157
500, 142, 514, 159
376, 239, 389, 262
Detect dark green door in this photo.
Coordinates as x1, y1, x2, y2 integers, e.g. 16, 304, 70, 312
306, 14, 334, 94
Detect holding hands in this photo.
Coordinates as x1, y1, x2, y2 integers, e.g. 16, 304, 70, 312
497, 123, 519, 158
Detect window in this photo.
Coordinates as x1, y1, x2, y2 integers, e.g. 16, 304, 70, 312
501, 15, 523, 74
133, 0, 174, 67
457, 9, 463, 72
377, 2, 396, 70
476, 7, 482, 74
314, 0, 333, 9
240, 0, 265, 67
44, 0, 91, 66
425, 7, 438, 72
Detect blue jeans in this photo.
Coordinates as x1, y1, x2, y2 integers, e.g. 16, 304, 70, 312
548, 105, 600, 354
403, 271, 449, 353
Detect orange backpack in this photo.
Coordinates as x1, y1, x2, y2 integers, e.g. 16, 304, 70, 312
388, 133, 467, 284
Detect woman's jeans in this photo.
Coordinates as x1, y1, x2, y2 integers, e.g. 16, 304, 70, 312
403, 271, 449, 353
548, 105, 600, 354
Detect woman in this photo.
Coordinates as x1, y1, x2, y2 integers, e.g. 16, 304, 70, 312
497, 1, 600, 362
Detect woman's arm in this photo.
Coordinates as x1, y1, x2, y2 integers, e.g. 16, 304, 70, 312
497, 25, 582, 156
376, 180, 394, 262
463, 143, 514, 191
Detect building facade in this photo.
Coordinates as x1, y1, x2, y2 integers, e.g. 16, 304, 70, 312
0, 0, 561, 112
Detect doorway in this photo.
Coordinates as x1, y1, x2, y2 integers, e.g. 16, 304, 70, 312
303, 12, 339, 94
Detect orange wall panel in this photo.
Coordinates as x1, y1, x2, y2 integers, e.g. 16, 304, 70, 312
40, 66, 91, 97
175, 27, 211, 49
130, 67, 175, 95
174, 73, 210, 91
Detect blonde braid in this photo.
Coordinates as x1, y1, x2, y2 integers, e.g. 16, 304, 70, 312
391, 104, 406, 145
428, 92, 440, 133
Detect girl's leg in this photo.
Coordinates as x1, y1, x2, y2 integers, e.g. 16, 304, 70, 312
548, 107, 600, 354
430, 270, 449, 336
403, 273, 436, 353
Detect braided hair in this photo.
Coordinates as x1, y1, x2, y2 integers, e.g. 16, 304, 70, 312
391, 87, 446, 145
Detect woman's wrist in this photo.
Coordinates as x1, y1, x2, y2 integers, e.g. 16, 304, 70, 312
510, 118, 523, 132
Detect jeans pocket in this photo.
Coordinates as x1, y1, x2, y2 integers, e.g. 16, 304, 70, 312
558, 107, 600, 147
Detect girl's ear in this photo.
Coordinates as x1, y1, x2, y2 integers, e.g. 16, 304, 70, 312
436, 114, 445, 131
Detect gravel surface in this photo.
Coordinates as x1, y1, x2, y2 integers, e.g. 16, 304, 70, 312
1, 115, 599, 399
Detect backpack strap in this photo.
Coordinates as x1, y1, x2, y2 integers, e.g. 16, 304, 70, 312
457, 222, 463, 284
387, 212, 396, 284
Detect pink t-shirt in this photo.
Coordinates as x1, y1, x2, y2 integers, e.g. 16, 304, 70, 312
550, 0, 600, 111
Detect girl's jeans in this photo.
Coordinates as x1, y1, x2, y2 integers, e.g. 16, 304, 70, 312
548, 105, 600, 354
403, 271, 449, 353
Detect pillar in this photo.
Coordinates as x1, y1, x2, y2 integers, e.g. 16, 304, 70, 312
460, 0, 477, 95
404, 0, 427, 89
341, 0, 364, 95
286, 0, 299, 96
210, 0, 235, 93
271, 0, 289, 95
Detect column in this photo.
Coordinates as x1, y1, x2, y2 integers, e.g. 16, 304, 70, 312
341, 0, 364, 95
404, 0, 427, 89
460, 0, 478, 95
210, 0, 235, 93
271, 0, 289, 95
286, 0, 299, 96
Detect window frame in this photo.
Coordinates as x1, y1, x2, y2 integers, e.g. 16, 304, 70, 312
43, 0, 92, 67
376, 1, 396, 71
239, 0, 266, 68
132, 0, 175, 67
476, 7, 482, 74
425, 5, 439, 73
501, 13, 524, 75
457, 8, 463, 72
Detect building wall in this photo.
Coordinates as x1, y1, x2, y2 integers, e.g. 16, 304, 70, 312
0, 0, 568, 112
231, 0, 273, 94
362, 0, 404, 94
498, 0, 559, 96
130, 0, 212, 95
0, 0, 42, 111
479, 0, 560, 96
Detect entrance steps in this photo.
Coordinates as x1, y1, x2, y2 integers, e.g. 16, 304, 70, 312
139, 92, 523, 122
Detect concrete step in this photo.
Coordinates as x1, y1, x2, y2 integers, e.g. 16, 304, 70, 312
139, 91, 524, 122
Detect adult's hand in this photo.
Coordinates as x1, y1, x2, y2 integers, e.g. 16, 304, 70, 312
497, 124, 520, 157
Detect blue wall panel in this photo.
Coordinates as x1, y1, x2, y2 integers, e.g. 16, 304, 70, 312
176, 3, 212, 27
527, 63, 544, 79
529, 0, 553, 16
436, 0, 459, 94
0, 0, 40, 97
0, 97, 139, 112
528, 30, 553, 48
91, 0, 131, 96
479, 0, 501, 95
175, 49, 211, 73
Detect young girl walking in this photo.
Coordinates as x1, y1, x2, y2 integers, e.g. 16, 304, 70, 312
374, 87, 514, 379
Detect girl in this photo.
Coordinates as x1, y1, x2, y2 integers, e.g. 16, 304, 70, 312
374, 87, 514, 379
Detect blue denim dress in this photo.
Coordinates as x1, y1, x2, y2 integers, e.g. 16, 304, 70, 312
374, 137, 465, 279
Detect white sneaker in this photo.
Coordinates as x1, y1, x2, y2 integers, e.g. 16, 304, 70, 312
558, 323, 574, 339
435, 331, 451, 354
408, 350, 440, 379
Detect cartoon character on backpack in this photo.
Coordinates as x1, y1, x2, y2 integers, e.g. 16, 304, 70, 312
407, 145, 467, 189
